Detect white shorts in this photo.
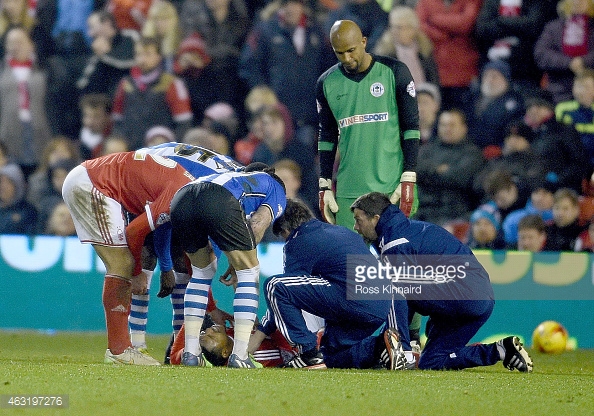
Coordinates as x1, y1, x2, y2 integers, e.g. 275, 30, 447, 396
61, 165, 127, 247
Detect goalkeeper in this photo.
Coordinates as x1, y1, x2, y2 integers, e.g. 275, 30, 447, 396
316, 19, 420, 229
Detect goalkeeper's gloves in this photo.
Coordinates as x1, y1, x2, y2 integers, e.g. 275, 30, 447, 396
390, 171, 418, 218
319, 178, 339, 224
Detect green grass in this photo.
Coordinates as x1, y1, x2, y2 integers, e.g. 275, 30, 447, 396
1, 331, 593, 415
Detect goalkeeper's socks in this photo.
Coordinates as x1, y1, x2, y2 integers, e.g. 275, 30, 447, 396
231, 265, 260, 360
183, 262, 215, 355
103, 275, 133, 355
171, 272, 190, 335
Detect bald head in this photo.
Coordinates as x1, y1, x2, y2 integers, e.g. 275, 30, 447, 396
330, 20, 363, 45
329, 20, 371, 74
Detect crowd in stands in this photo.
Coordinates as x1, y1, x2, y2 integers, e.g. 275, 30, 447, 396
1, 0, 594, 253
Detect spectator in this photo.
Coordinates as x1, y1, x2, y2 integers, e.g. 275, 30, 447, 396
182, 125, 231, 155
0, 140, 10, 167
202, 101, 242, 145
43, 201, 76, 236
544, 187, 586, 251
502, 178, 556, 246
475, 0, 549, 96
106, 0, 151, 32
77, 9, 136, 98
482, 169, 531, 222
273, 158, 304, 201
0, 0, 52, 66
234, 85, 292, 165
112, 36, 193, 150
144, 125, 176, 148
555, 68, 594, 166
26, 135, 81, 210
78, 93, 113, 160
574, 218, 594, 251
467, 202, 506, 250
179, 0, 251, 114
240, 0, 333, 147
517, 214, 547, 252
534, 0, 594, 103
37, 0, 101, 139
524, 90, 590, 193
473, 120, 545, 198
252, 104, 317, 210
416, 82, 441, 144
182, 126, 213, 146
36, 158, 77, 234
172, 32, 219, 125
0, 163, 37, 234
0, 27, 52, 176
142, 1, 181, 73
416, 109, 484, 225
324, 0, 389, 51
468, 60, 525, 156
100, 134, 129, 155
208, 122, 232, 155
373, 5, 439, 85
416, 0, 483, 118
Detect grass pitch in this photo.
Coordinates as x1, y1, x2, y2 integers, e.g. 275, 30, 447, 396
0, 331, 593, 415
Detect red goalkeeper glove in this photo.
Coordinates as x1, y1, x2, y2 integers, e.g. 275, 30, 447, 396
319, 178, 338, 224
390, 171, 417, 218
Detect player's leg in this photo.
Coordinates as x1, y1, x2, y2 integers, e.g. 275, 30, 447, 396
129, 241, 157, 351
62, 166, 159, 365
225, 248, 260, 365
416, 299, 501, 370
182, 245, 216, 365
170, 183, 216, 366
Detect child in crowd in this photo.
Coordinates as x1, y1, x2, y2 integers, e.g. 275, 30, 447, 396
544, 188, 586, 251
517, 214, 547, 252
467, 202, 506, 249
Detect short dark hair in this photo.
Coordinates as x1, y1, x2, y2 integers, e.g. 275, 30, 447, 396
350, 192, 391, 217
518, 214, 546, 233
273, 199, 314, 236
484, 169, 515, 197
94, 10, 117, 30
79, 93, 112, 112
202, 340, 232, 367
137, 36, 161, 55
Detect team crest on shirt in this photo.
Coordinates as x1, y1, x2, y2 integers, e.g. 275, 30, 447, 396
156, 213, 170, 226
407, 81, 416, 97
370, 82, 385, 97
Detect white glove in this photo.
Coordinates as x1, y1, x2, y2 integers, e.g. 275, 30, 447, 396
319, 178, 339, 224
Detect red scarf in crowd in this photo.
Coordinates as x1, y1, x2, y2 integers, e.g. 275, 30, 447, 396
499, 0, 521, 17
563, 14, 590, 57
130, 66, 161, 91
8, 58, 33, 121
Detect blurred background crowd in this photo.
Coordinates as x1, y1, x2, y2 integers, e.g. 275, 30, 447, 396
1, 0, 594, 254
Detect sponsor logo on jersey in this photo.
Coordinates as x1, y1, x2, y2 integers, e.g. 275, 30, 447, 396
370, 82, 385, 97
406, 80, 416, 97
338, 112, 389, 128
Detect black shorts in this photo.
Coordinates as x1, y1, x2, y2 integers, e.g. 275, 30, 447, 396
170, 182, 256, 253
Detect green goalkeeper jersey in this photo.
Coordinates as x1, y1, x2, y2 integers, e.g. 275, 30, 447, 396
317, 54, 420, 198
